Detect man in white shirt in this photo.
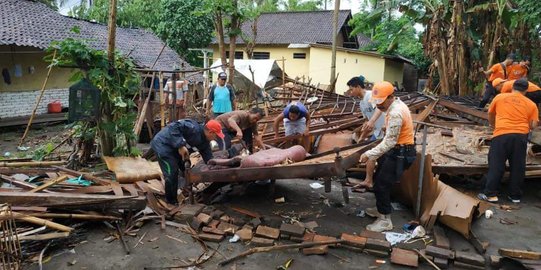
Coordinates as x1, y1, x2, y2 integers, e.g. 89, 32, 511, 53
347, 76, 385, 189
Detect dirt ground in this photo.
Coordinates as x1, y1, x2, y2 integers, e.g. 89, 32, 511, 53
2, 124, 541, 270
22, 178, 541, 270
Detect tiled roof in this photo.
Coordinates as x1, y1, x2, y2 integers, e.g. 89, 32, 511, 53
216, 10, 372, 48
0, 0, 195, 74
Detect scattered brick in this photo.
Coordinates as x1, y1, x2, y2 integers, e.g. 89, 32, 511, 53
455, 251, 485, 266
217, 222, 239, 235
313, 235, 338, 247
174, 204, 204, 222
303, 221, 319, 231
360, 229, 386, 240
433, 257, 449, 269
280, 223, 305, 237
196, 213, 212, 225
251, 237, 274, 246
426, 245, 455, 259
202, 226, 225, 235
201, 205, 215, 215
290, 236, 304, 243
198, 233, 224, 242
303, 232, 316, 242
208, 219, 220, 229
219, 215, 231, 223
235, 228, 253, 242
255, 225, 280, 239
390, 248, 418, 267
340, 233, 367, 248
262, 216, 282, 228
189, 217, 204, 231
242, 224, 253, 231
365, 238, 391, 252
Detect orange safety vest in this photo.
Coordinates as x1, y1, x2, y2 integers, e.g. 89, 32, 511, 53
386, 100, 414, 145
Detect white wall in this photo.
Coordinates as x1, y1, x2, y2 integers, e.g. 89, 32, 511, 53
0, 89, 69, 118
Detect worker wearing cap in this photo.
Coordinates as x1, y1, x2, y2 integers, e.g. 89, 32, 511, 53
478, 54, 515, 108
359, 82, 416, 232
493, 78, 541, 103
150, 119, 224, 205
347, 76, 386, 190
478, 78, 539, 204
507, 57, 530, 80
207, 72, 237, 118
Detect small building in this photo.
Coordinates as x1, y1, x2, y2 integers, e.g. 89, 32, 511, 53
209, 10, 413, 94
0, 0, 194, 121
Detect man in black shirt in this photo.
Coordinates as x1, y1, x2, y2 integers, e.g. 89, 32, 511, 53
150, 119, 224, 204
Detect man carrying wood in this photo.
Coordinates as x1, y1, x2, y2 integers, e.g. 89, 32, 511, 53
492, 78, 541, 104
478, 78, 539, 203
347, 76, 386, 189
359, 81, 416, 232
478, 53, 515, 108
150, 119, 224, 205
215, 107, 265, 154
207, 72, 237, 118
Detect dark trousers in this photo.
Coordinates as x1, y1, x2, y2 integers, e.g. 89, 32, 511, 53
479, 82, 497, 108
373, 147, 416, 215
216, 127, 254, 153
484, 133, 528, 198
153, 150, 185, 204
526, 91, 541, 104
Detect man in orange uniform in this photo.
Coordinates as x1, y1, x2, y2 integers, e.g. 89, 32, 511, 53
478, 79, 539, 203
507, 57, 530, 80
492, 78, 541, 103
359, 82, 416, 232
478, 54, 515, 108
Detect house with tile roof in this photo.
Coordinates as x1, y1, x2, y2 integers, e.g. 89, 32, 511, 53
0, 0, 193, 120
209, 10, 413, 94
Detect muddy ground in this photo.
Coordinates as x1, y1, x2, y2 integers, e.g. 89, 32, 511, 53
2, 124, 541, 270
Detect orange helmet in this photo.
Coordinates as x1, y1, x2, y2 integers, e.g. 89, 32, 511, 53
492, 78, 506, 88
371, 81, 394, 105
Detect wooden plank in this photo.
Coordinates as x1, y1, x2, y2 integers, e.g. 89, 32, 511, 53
438, 99, 488, 120
9, 212, 73, 232
0, 192, 146, 210
499, 248, 541, 260
29, 175, 68, 193
433, 226, 450, 249
110, 181, 123, 196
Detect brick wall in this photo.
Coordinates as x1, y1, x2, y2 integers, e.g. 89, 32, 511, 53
0, 89, 69, 118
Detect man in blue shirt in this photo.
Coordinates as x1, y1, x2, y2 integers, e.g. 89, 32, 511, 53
150, 119, 224, 204
273, 101, 310, 138
347, 76, 386, 189
207, 72, 237, 118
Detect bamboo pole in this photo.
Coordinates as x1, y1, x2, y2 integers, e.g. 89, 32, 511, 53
159, 72, 165, 128
8, 212, 73, 232
19, 50, 57, 147
134, 72, 156, 136
29, 175, 68, 193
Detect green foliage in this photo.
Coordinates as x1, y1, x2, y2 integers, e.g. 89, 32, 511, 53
350, 12, 430, 75
70, 0, 161, 31
46, 37, 140, 157
280, 0, 323, 11
156, 0, 214, 66
32, 142, 55, 161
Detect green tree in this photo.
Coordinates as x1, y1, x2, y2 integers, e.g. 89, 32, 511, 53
280, 0, 323, 11
156, 0, 214, 66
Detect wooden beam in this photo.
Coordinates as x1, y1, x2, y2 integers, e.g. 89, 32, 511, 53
8, 212, 73, 232
438, 99, 488, 120
0, 192, 146, 211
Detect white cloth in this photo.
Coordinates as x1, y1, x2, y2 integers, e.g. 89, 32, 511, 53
360, 91, 385, 139
284, 117, 307, 136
